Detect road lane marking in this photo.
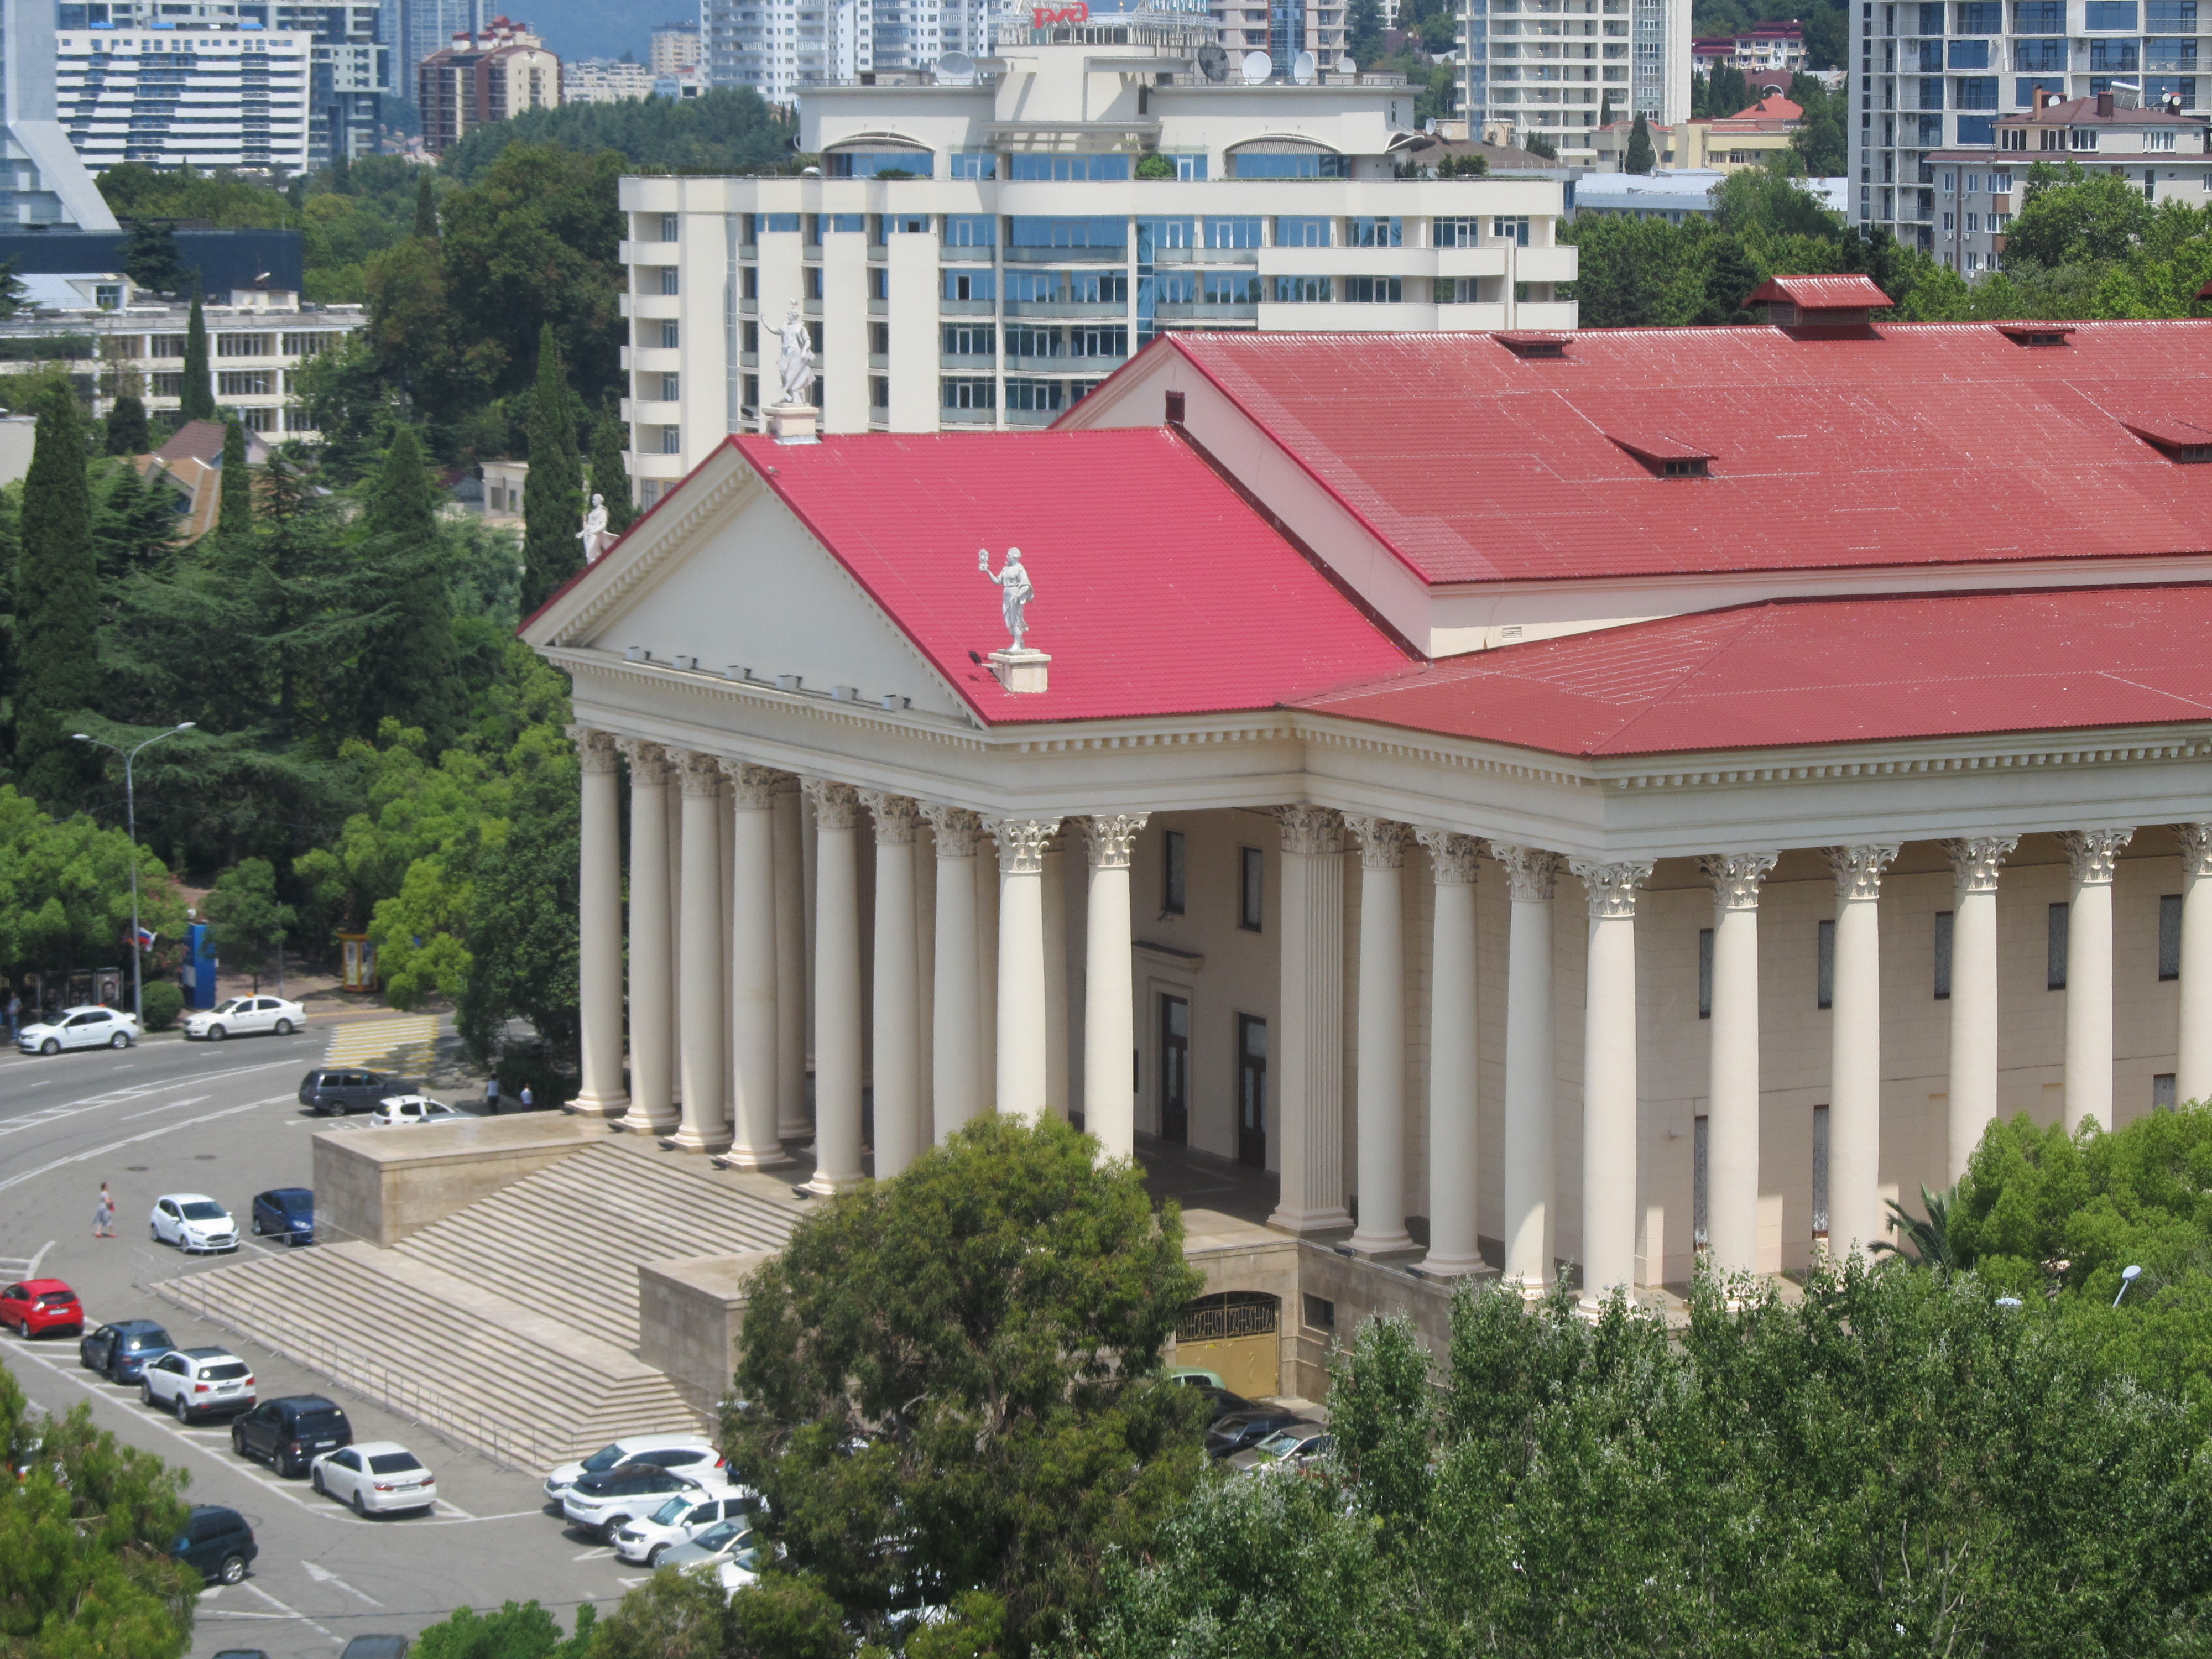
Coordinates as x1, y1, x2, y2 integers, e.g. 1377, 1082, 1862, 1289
303, 1559, 383, 1605
572, 1547, 615, 1561
242, 1581, 345, 1647
120, 1095, 208, 1121
0, 1095, 295, 1193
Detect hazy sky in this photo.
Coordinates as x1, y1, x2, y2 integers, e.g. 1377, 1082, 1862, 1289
509, 0, 691, 63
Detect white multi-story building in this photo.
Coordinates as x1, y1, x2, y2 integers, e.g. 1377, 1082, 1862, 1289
620, 0, 1573, 493
56, 20, 314, 173
704, 0, 991, 102
566, 58, 660, 100
0, 0, 118, 226
652, 19, 703, 71
1460, 0, 1691, 163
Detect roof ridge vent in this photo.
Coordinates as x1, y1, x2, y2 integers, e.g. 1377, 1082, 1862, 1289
1745, 274, 1892, 333
1493, 331, 1569, 359
1608, 431, 1714, 478
1994, 322, 2075, 346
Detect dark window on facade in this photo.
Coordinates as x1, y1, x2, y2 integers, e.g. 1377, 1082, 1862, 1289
2156, 1073, 2180, 1110
1163, 830, 1186, 914
1239, 846, 1264, 931
1818, 919, 1836, 1009
1935, 910, 1954, 999
2049, 901, 2070, 989
1237, 1014, 1267, 1170
1302, 1293, 1335, 1332
2161, 893, 2183, 980
1698, 927, 1714, 1018
1693, 1115, 1710, 1250
1812, 1104, 1831, 1238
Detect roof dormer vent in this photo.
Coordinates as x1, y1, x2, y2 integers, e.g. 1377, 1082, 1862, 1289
2122, 416, 2212, 462
1609, 432, 1714, 478
1995, 322, 2074, 346
1493, 331, 1569, 359
1745, 274, 1893, 333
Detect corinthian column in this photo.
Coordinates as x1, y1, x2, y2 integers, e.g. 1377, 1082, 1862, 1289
1079, 814, 1148, 1161
990, 816, 1062, 1123
1344, 815, 1412, 1253
2179, 824, 2212, 1106
1941, 835, 2017, 1178
1269, 806, 1351, 1233
1416, 830, 1483, 1275
721, 762, 790, 1168
1569, 858, 1653, 1306
670, 753, 730, 1152
570, 727, 627, 1117
1702, 850, 1778, 1278
2060, 827, 2134, 1132
804, 780, 865, 1193
771, 778, 809, 1141
617, 739, 676, 1134
923, 806, 984, 1139
862, 792, 923, 1178
1827, 844, 1897, 1258
1492, 844, 1561, 1291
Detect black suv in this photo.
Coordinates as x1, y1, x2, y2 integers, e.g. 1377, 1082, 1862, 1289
297, 1069, 394, 1115
79, 1320, 174, 1384
233, 1395, 352, 1477
173, 1504, 257, 1585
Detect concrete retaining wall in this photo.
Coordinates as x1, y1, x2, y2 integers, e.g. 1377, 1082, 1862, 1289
314, 1115, 607, 1246
639, 1251, 771, 1416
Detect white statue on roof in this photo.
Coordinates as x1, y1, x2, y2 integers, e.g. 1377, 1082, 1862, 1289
577, 493, 612, 562
776, 300, 815, 406
978, 546, 1034, 651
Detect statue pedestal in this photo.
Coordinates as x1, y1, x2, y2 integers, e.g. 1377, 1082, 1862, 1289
989, 647, 1051, 695
765, 403, 819, 446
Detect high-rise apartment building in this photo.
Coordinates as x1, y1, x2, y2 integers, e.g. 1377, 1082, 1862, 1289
416, 15, 559, 153
0, 0, 117, 225
651, 19, 703, 71
1460, 0, 1691, 163
617, 0, 1573, 495
703, 0, 990, 102
60, 2, 388, 168
385, 0, 477, 112
56, 18, 315, 172
1207, 0, 1344, 75
566, 58, 659, 100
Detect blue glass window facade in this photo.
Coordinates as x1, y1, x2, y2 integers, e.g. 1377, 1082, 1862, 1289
1008, 154, 1130, 180
950, 152, 998, 178
2013, 0, 2064, 27
2016, 74, 2066, 99
1948, 38, 1990, 65
1957, 114, 1997, 139
2148, 37, 2198, 66
826, 150, 932, 177
1274, 215, 1333, 245
1345, 216, 1402, 246
943, 214, 995, 246
1230, 150, 1349, 177
2090, 38, 2140, 66
1957, 75, 2000, 105
1919, 1, 1947, 30
2085, 1, 2138, 25
1207, 217, 1265, 247
1008, 216, 1126, 248
1956, 1, 2003, 28
2013, 37, 2065, 67
2150, 0, 2198, 27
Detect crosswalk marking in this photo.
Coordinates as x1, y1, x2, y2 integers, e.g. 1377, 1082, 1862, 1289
321, 1016, 440, 1077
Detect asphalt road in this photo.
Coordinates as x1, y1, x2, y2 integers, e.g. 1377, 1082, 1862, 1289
0, 1025, 650, 1656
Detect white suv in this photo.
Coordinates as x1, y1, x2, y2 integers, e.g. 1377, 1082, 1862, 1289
141, 1347, 254, 1421
612, 1490, 762, 1566
542, 1434, 724, 1504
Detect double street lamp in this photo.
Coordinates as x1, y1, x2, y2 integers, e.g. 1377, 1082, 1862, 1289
74, 723, 194, 1027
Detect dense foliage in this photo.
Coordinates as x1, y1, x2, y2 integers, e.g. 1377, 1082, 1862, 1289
1693, 0, 1846, 67
437, 87, 794, 184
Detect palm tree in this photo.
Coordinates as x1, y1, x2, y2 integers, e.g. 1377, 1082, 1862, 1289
1871, 1184, 1958, 1270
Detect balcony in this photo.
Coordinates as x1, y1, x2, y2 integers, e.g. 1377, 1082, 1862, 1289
1004, 245, 1126, 264
1152, 247, 1261, 265
941, 298, 997, 316
1152, 301, 1258, 321
1004, 405, 1061, 427
1003, 300, 1127, 319
941, 404, 995, 425
941, 353, 996, 370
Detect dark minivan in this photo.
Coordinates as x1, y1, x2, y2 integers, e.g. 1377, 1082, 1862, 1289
233, 1394, 352, 1477
173, 1504, 257, 1584
297, 1069, 394, 1115
79, 1319, 174, 1384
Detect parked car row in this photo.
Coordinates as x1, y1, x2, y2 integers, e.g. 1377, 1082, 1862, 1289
542, 1433, 770, 1591
11, 994, 311, 1057
145, 1188, 315, 1252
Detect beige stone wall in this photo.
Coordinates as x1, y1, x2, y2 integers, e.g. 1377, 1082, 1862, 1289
639, 1252, 770, 1417
312, 1117, 604, 1246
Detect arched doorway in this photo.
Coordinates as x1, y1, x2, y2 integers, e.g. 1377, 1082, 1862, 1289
1175, 1291, 1280, 1398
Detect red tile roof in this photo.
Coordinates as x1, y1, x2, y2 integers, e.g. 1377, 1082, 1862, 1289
1296, 585, 2212, 757
730, 429, 1414, 726
1730, 95, 1803, 119
1745, 274, 1893, 309
1112, 321, 2212, 587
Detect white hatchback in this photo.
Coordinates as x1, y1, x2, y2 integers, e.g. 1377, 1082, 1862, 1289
612, 1490, 762, 1566
542, 1434, 726, 1503
368, 1095, 462, 1128
140, 1346, 254, 1421
18, 1005, 141, 1055
150, 1194, 239, 1253
185, 996, 306, 1041
311, 1441, 439, 1516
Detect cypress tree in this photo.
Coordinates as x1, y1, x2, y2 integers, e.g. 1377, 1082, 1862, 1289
413, 173, 439, 240
105, 394, 149, 456
16, 383, 100, 806
588, 408, 635, 536
520, 325, 583, 614
217, 417, 254, 544
352, 425, 462, 748
180, 284, 215, 421
1625, 113, 1656, 175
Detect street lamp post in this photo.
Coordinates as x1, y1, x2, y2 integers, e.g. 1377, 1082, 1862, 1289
74, 723, 194, 1027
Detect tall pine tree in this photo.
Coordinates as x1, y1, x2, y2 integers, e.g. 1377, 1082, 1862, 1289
105, 394, 149, 456
216, 418, 254, 544
414, 173, 439, 240
1625, 113, 1656, 175
588, 408, 635, 536
180, 284, 215, 421
351, 426, 462, 749
521, 325, 583, 614
16, 383, 100, 806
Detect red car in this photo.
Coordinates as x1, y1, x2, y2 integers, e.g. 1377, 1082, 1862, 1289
1, 1279, 84, 1339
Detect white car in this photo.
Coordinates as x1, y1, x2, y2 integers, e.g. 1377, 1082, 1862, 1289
310, 1441, 439, 1516
542, 1434, 726, 1503
612, 1490, 762, 1566
150, 1194, 239, 1253
139, 1346, 254, 1421
368, 1095, 462, 1128
18, 1005, 140, 1055
660, 1518, 768, 1592
184, 996, 305, 1041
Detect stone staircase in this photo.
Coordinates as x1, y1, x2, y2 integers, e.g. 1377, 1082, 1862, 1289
152, 1139, 804, 1467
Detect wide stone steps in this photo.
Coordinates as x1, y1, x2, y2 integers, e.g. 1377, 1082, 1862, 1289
155, 1240, 706, 1467
390, 1142, 799, 1349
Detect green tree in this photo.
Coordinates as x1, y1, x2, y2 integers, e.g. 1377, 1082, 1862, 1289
520, 325, 583, 613
2006, 160, 2156, 269
1326, 1313, 1435, 1533
17, 380, 100, 806
452, 714, 577, 1065
205, 854, 295, 988
588, 408, 635, 536
0, 785, 187, 975
216, 418, 253, 544
349, 425, 463, 748
1346, 0, 1384, 63
435, 84, 795, 183
1134, 151, 1177, 180
592, 1568, 734, 1659
732, 1114, 1208, 1652
414, 170, 439, 240
180, 284, 215, 421
408, 1599, 596, 1659
105, 393, 150, 456
1624, 112, 1656, 174
90, 456, 177, 584
1697, 231, 1764, 323
120, 218, 190, 298
730, 1575, 853, 1659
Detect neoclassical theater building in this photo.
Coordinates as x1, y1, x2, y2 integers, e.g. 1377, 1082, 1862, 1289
526, 285, 2212, 1306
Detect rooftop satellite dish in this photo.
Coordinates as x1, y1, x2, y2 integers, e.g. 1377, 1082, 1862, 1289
936, 50, 977, 82
1292, 49, 1316, 83
1197, 41, 1228, 81
1240, 49, 1271, 82
1337, 54, 1355, 74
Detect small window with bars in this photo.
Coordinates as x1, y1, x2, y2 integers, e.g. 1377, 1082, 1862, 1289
1818, 919, 1835, 1009
1163, 830, 1187, 915
2162, 893, 2183, 980
1699, 927, 1714, 1018
1238, 846, 1263, 932
1934, 910, 1954, 999
2049, 902, 2070, 989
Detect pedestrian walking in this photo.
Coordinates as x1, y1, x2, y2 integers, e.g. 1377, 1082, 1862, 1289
485, 1077, 502, 1115
519, 1084, 535, 1112
93, 1183, 113, 1239
5, 992, 18, 1041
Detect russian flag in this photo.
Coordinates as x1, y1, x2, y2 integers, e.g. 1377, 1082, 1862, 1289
134, 927, 157, 950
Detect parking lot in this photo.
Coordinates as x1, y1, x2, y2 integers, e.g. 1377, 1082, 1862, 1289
0, 1022, 651, 1655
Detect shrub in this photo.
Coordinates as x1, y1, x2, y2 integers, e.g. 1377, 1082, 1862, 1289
138, 980, 184, 1032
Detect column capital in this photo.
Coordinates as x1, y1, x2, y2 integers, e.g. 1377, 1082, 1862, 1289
569, 726, 622, 775
1414, 828, 1483, 885
674, 750, 726, 798
615, 736, 672, 786
803, 778, 862, 829
2059, 826, 2135, 886
921, 804, 985, 858
1828, 843, 1901, 901
1941, 834, 2018, 894
860, 791, 922, 844
1702, 850, 1780, 911
720, 760, 784, 810
1343, 814, 1411, 870
1490, 842, 1562, 902
1275, 804, 1344, 857
988, 816, 1063, 874
2178, 822, 2212, 880
1076, 813, 1150, 870
1570, 859, 1655, 919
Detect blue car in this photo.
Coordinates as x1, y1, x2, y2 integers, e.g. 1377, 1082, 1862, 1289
80, 1319, 175, 1384
250, 1188, 313, 1246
